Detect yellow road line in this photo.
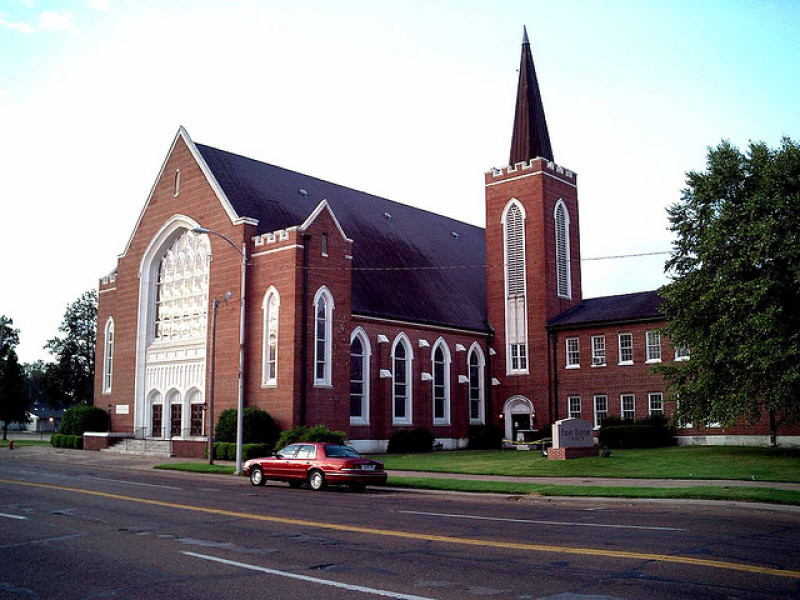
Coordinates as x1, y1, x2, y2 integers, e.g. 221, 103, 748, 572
4, 477, 799, 579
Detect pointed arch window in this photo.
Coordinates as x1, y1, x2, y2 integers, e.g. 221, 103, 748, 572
102, 317, 114, 394
554, 200, 572, 299
468, 344, 485, 424
314, 287, 334, 386
392, 334, 413, 425
262, 287, 280, 386
503, 201, 528, 373
349, 328, 370, 425
432, 339, 451, 425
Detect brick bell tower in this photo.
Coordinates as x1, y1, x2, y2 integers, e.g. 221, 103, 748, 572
485, 27, 582, 440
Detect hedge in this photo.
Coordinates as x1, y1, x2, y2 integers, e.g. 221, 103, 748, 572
215, 408, 280, 450
59, 405, 109, 436
210, 442, 271, 461
50, 434, 83, 449
275, 425, 346, 450
598, 414, 675, 449
467, 424, 504, 450
387, 428, 435, 454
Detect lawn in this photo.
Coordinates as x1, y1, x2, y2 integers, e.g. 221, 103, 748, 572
369, 446, 800, 482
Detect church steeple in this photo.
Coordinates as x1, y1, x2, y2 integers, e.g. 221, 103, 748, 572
509, 26, 554, 164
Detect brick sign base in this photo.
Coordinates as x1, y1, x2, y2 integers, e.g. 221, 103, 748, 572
548, 446, 599, 460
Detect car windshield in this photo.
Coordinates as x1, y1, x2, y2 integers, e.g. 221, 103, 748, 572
324, 445, 361, 458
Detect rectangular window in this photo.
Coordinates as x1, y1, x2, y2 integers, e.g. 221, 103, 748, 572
190, 404, 204, 436
675, 346, 691, 361
648, 392, 664, 416
621, 394, 635, 421
593, 395, 608, 428
646, 331, 661, 363
565, 337, 580, 368
170, 404, 182, 437
510, 343, 527, 372
618, 333, 633, 364
591, 335, 606, 366
568, 396, 581, 419
151, 405, 163, 438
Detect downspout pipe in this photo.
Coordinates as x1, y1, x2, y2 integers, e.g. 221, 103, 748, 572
485, 320, 495, 425
299, 234, 310, 426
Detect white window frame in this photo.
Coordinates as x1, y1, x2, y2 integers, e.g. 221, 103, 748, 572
502, 199, 529, 375
621, 394, 635, 421
313, 286, 334, 387
565, 337, 580, 369
102, 317, 114, 394
554, 199, 572, 299
568, 396, 581, 419
349, 327, 370, 426
618, 333, 633, 365
391, 333, 413, 425
261, 286, 280, 387
173, 169, 180, 197
593, 395, 608, 429
675, 346, 691, 361
591, 335, 606, 367
645, 330, 662, 363
467, 343, 485, 425
648, 392, 664, 416
431, 338, 451, 426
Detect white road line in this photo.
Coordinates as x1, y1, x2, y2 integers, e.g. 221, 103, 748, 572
399, 510, 686, 532
0, 512, 27, 520
80, 476, 182, 491
183, 551, 437, 600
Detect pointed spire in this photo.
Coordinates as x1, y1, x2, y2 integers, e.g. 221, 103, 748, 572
509, 26, 554, 164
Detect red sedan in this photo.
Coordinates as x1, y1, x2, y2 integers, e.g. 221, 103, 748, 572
243, 442, 387, 491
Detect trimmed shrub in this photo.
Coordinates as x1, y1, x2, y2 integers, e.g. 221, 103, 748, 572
387, 428, 435, 454
50, 434, 82, 449
59, 405, 109, 436
242, 444, 270, 461
467, 424, 504, 450
215, 408, 280, 450
599, 414, 675, 449
275, 425, 346, 450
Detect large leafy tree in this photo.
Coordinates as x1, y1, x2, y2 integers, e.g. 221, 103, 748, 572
659, 138, 800, 441
0, 350, 30, 439
0, 315, 20, 361
45, 290, 98, 406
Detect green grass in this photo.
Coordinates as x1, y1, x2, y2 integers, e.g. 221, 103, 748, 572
387, 476, 800, 505
6, 439, 51, 447
154, 462, 236, 475
369, 446, 800, 482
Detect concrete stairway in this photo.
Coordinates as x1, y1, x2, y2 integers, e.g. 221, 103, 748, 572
101, 438, 173, 457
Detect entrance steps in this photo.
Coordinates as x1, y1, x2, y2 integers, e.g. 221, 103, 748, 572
101, 438, 173, 457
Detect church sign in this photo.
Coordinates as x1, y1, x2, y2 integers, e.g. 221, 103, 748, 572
549, 418, 598, 459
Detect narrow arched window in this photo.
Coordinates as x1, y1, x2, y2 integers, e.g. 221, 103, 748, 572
262, 287, 280, 386
349, 328, 370, 425
173, 169, 180, 196
102, 317, 114, 393
468, 344, 485, 424
554, 200, 571, 299
392, 334, 413, 425
432, 339, 450, 425
314, 287, 334, 386
503, 201, 528, 373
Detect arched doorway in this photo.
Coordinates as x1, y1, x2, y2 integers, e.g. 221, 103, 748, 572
502, 395, 535, 442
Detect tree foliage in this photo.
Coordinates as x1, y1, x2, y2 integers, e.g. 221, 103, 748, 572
45, 290, 98, 406
0, 315, 20, 361
0, 350, 31, 439
659, 138, 800, 430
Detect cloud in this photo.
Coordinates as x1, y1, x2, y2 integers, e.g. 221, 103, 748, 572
38, 10, 77, 33
0, 17, 35, 33
85, 0, 110, 11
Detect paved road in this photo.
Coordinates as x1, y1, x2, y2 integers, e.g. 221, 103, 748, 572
2, 448, 800, 600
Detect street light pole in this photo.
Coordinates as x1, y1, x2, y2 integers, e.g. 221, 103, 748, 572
192, 227, 248, 475
207, 292, 231, 465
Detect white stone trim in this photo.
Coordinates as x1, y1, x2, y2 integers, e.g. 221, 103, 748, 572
251, 244, 303, 258
349, 327, 371, 426
485, 169, 578, 189
299, 199, 354, 244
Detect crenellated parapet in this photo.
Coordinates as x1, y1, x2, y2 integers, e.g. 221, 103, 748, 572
484, 157, 577, 185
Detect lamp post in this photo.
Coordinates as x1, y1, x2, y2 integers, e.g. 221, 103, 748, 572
191, 227, 248, 475
208, 291, 231, 464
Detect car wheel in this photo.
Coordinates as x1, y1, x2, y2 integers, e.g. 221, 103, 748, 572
349, 483, 366, 493
307, 469, 326, 491
288, 481, 302, 489
249, 466, 266, 486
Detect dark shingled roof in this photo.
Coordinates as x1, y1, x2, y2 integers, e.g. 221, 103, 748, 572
196, 143, 488, 332
548, 290, 664, 329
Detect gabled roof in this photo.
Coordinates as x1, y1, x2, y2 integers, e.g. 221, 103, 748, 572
196, 144, 488, 332
548, 290, 664, 329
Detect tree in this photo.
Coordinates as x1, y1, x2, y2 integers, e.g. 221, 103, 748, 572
45, 290, 98, 406
0, 315, 19, 361
659, 138, 800, 442
0, 350, 31, 439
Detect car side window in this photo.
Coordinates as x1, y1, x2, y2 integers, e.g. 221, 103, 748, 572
296, 445, 316, 459
278, 445, 299, 459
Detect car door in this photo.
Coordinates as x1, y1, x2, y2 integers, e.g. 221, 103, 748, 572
289, 444, 317, 479
269, 444, 300, 480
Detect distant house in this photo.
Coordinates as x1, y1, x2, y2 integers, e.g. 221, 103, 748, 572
24, 405, 62, 432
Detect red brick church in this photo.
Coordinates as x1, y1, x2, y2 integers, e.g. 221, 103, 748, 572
93, 30, 797, 456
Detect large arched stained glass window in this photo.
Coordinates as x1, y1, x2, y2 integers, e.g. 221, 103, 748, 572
503, 201, 528, 373
262, 287, 280, 386
554, 200, 572, 299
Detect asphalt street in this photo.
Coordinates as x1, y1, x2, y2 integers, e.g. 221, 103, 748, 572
1, 447, 800, 600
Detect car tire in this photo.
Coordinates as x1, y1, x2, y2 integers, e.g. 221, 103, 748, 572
349, 483, 366, 493
288, 481, 302, 489
249, 466, 266, 486
307, 469, 326, 491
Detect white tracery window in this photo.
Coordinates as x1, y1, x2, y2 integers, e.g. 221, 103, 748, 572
102, 317, 114, 393
349, 328, 370, 425
432, 339, 451, 425
468, 344, 485, 424
262, 287, 279, 386
154, 230, 210, 342
392, 334, 413, 425
503, 201, 528, 373
314, 287, 334, 386
554, 200, 571, 299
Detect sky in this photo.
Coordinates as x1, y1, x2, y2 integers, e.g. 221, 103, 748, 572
1, 0, 799, 364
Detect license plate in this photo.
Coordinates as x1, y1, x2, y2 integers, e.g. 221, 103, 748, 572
361, 465, 375, 471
